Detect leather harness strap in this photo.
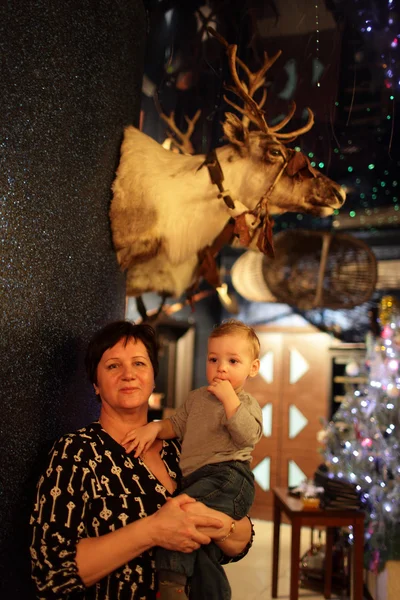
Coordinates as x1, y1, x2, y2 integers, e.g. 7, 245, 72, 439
188, 219, 236, 294
191, 147, 318, 297
198, 149, 235, 209
194, 150, 278, 293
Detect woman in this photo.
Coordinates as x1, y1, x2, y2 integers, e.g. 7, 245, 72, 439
30, 321, 253, 599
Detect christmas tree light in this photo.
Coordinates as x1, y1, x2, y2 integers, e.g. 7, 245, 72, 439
318, 295, 400, 572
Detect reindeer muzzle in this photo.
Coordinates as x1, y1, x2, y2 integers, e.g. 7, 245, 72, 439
287, 151, 345, 210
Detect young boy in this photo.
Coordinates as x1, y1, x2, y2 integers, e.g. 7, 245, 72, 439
122, 319, 263, 600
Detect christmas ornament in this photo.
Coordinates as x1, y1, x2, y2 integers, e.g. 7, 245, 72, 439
379, 296, 400, 326
345, 361, 360, 377
386, 383, 400, 399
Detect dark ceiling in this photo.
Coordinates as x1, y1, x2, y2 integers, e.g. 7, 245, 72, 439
132, 1, 400, 341
141, 0, 400, 251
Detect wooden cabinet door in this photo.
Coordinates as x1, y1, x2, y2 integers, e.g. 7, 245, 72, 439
279, 333, 330, 493
246, 331, 330, 520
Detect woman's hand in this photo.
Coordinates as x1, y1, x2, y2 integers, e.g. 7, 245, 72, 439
182, 501, 252, 557
121, 422, 161, 457
149, 495, 224, 553
76, 494, 224, 587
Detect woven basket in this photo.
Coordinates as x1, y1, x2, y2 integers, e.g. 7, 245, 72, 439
262, 230, 377, 310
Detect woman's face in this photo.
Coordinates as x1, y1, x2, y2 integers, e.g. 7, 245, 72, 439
94, 337, 155, 415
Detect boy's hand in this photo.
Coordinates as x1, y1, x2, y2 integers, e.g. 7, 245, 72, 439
121, 422, 160, 457
207, 379, 240, 410
208, 378, 233, 400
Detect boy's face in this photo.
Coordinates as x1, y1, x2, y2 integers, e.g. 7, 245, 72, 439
206, 334, 260, 394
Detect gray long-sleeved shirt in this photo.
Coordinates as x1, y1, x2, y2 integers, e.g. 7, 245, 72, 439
169, 386, 263, 477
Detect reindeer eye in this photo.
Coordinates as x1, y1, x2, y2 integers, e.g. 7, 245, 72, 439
268, 149, 282, 158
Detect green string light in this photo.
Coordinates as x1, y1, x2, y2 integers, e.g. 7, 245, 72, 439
318, 162, 324, 168
368, 164, 375, 170
348, 166, 353, 172
350, 211, 356, 217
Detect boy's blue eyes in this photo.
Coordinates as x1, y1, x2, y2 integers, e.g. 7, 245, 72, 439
208, 358, 239, 364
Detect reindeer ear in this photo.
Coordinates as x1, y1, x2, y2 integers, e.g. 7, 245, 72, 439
222, 113, 248, 148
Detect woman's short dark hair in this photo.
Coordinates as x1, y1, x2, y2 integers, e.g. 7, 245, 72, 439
85, 321, 159, 385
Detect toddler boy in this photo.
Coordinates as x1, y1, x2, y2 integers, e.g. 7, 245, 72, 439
123, 319, 263, 600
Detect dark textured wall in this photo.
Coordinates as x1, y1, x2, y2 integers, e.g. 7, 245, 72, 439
0, 1, 145, 596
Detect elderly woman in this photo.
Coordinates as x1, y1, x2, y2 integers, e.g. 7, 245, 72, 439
30, 321, 253, 599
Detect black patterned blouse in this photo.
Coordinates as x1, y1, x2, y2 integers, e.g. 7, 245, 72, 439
30, 422, 182, 599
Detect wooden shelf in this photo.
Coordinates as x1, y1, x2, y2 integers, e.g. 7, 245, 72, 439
333, 376, 368, 384
329, 345, 367, 418
334, 395, 346, 403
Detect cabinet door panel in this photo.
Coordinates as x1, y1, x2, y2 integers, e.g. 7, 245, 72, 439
248, 331, 330, 520
280, 334, 330, 488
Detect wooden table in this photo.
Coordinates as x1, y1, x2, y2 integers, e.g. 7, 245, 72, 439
272, 487, 365, 600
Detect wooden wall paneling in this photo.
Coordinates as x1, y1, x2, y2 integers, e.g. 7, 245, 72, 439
243, 329, 333, 520
280, 333, 331, 488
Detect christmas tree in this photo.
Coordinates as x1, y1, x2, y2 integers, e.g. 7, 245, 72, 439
318, 296, 400, 572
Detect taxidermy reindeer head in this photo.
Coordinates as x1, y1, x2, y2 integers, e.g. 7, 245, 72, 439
110, 28, 345, 304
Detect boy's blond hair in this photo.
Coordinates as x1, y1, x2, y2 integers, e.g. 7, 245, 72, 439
209, 319, 260, 360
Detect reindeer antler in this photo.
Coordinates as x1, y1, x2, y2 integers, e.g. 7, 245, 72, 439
209, 28, 278, 129
159, 109, 202, 155
208, 27, 314, 142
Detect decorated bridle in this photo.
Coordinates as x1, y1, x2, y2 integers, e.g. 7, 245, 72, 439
200, 145, 318, 259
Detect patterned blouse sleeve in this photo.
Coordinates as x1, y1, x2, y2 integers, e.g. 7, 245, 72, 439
30, 434, 89, 598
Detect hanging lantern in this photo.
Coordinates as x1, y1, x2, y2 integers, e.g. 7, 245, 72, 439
230, 250, 277, 303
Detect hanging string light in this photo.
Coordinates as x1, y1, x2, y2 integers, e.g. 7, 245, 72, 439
315, 2, 321, 88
